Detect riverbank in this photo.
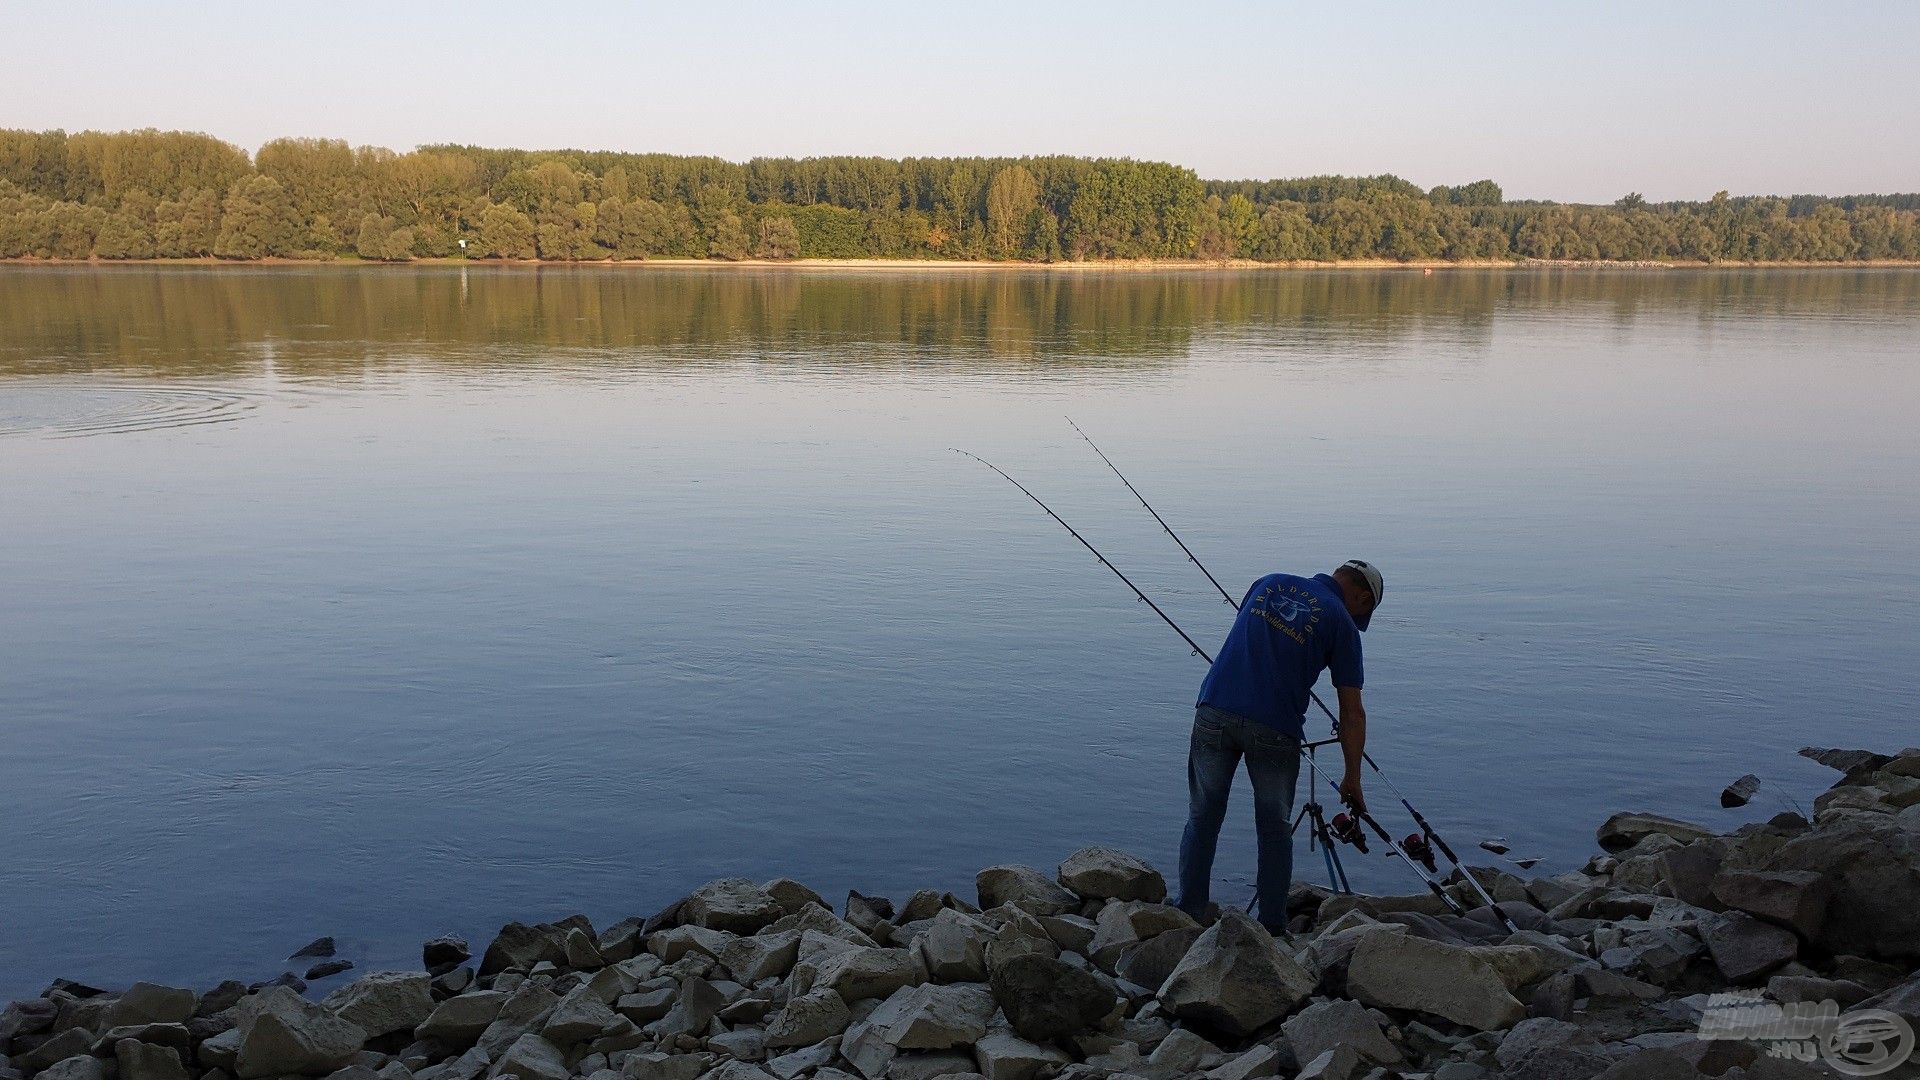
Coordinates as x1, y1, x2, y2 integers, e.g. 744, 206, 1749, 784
5, 747, 1916, 1080
7, 256, 1920, 272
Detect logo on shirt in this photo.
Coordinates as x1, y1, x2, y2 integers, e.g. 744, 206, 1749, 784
1250, 580, 1322, 646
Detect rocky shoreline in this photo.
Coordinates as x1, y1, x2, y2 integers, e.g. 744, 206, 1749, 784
6, 747, 1918, 1080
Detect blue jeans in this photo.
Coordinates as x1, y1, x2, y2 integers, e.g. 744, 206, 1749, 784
1177, 704, 1301, 933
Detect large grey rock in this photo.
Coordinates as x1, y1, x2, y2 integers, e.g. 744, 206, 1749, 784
1156, 910, 1314, 1037
323, 973, 435, 1039
478, 924, 559, 977
763, 989, 851, 1048
233, 986, 369, 1079
476, 983, 560, 1059
863, 984, 995, 1051
619, 1053, 710, 1080
1660, 842, 1727, 910
985, 954, 1115, 1043
1280, 999, 1402, 1067
919, 910, 991, 984
115, 1040, 189, 1080
539, 988, 616, 1045
971, 1029, 1069, 1080
703, 1064, 777, 1080
414, 991, 508, 1045
766, 1038, 841, 1080
486, 1034, 567, 1080
1700, 911, 1798, 983
20, 1031, 96, 1075
35, 1057, 107, 1080
1764, 822, 1920, 963
683, 879, 786, 935
423, 937, 471, 970
613, 988, 675, 1025
1295, 1046, 1361, 1080
974, 866, 1077, 917
1800, 747, 1892, 774
648, 977, 722, 1039
712, 931, 801, 985
879, 1052, 973, 1080
1710, 869, 1829, 938
1056, 848, 1166, 903
1595, 812, 1713, 853
1857, 972, 1920, 1029
1346, 929, 1525, 1031
806, 948, 922, 1003
644, 925, 730, 964
1112, 926, 1201, 990
103, 985, 196, 1029
1203, 1043, 1282, 1080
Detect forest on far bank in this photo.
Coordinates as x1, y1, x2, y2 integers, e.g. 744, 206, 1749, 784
3, 128, 1918, 265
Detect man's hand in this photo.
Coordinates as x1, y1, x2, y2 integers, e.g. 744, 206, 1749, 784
1339, 772, 1367, 815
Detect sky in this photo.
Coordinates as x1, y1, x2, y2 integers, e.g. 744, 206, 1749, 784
5, 0, 1917, 203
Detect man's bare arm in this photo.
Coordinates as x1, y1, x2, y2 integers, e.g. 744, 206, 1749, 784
1336, 685, 1367, 814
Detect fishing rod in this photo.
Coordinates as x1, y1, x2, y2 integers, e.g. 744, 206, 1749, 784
1063, 419, 1516, 931
954, 448, 1465, 914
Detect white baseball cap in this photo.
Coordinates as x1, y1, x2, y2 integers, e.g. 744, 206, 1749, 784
1341, 559, 1384, 631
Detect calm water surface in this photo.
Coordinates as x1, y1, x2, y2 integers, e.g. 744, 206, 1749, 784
2, 265, 1917, 997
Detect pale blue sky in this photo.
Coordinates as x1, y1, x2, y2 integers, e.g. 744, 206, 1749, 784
6, 1, 1916, 202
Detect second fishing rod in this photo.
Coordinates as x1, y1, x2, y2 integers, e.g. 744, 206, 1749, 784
1064, 419, 1516, 932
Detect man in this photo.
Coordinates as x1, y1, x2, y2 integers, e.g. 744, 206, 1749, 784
1176, 559, 1383, 933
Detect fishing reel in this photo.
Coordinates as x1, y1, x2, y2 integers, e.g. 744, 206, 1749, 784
1400, 832, 1438, 873
1329, 813, 1369, 853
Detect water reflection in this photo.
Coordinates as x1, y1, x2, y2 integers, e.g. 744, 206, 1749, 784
5, 266, 1915, 381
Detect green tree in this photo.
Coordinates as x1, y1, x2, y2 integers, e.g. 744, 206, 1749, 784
707, 209, 749, 259
475, 202, 535, 259
984, 165, 1040, 258
213, 175, 298, 258
754, 215, 800, 259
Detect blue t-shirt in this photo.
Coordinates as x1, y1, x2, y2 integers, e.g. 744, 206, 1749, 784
1197, 573, 1364, 738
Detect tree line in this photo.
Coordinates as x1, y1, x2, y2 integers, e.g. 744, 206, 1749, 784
2, 128, 1916, 264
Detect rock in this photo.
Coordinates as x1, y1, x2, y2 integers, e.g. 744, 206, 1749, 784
233, 986, 369, 1079
1857, 972, 1920, 1029
1799, 747, 1892, 774
707, 1027, 766, 1061
1346, 929, 1526, 1031
712, 931, 801, 985
880, 1052, 973, 1080
1112, 926, 1201, 990
323, 973, 435, 1039
1595, 812, 1714, 853
765, 1038, 841, 1079
21, 1029, 95, 1073
1281, 999, 1403, 1067
646, 925, 731, 964
970, 1029, 1069, 1080
919, 911, 991, 984
1499, 1046, 1614, 1080
198, 1028, 243, 1071
1722, 774, 1762, 808
595, 920, 644, 965
864, 984, 995, 1051
650, 977, 722, 1039
620, 1053, 710, 1080
90, 1023, 192, 1054
1295, 1046, 1360, 1080
681, 879, 785, 936
103, 984, 197, 1028
478, 925, 558, 977
476, 984, 560, 1059
116, 1041, 190, 1080
540, 988, 617, 1045
35, 1057, 107, 1080
293, 938, 338, 960
1590, 1049, 1702, 1080
1202, 1043, 1281, 1080
986, 954, 1115, 1043
1710, 869, 1829, 938
1659, 842, 1727, 910
423, 938, 470, 970
306, 961, 355, 981
761, 879, 826, 917
1492, 1017, 1599, 1071
486, 1034, 567, 1080
1156, 909, 1314, 1037
562, 929, 605, 970
414, 991, 508, 1046
1766, 974, 1872, 1006
763, 989, 850, 1048
1, 998, 59, 1045
614, 988, 676, 1025
1700, 911, 1799, 983
1055, 848, 1167, 903
974, 866, 1078, 917
806, 948, 923, 1003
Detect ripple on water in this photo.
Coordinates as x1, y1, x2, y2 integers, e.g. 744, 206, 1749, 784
0, 382, 260, 438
